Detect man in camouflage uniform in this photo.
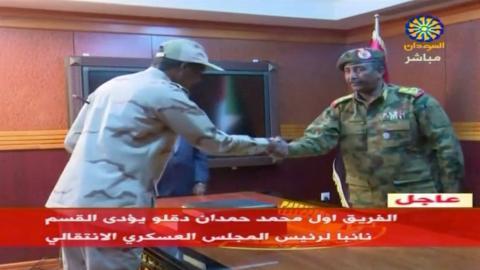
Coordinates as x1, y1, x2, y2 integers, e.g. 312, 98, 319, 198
269, 47, 464, 208
46, 39, 270, 270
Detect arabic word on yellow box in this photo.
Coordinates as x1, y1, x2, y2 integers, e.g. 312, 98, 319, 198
387, 193, 473, 208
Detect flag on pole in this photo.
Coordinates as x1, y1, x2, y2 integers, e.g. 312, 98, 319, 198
369, 14, 389, 83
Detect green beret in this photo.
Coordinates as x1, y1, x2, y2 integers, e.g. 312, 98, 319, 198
336, 48, 385, 70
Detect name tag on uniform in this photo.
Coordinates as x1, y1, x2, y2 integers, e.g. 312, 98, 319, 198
382, 110, 407, 121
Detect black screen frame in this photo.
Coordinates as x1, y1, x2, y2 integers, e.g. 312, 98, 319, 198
66, 56, 279, 168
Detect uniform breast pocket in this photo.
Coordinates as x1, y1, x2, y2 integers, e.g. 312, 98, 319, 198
393, 178, 438, 193
340, 122, 367, 151
381, 120, 411, 148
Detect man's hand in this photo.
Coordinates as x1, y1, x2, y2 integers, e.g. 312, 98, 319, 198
192, 182, 207, 196
267, 136, 289, 161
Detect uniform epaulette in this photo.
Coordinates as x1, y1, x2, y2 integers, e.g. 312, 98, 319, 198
169, 81, 189, 95
330, 94, 354, 107
398, 87, 425, 98
169, 81, 182, 89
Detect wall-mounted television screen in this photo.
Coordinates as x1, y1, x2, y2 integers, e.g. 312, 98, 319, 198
66, 56, 278, 168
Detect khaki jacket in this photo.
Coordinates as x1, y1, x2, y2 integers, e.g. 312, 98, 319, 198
46, 67, 268, 207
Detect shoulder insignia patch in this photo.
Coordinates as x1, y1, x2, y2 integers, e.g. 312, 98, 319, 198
398, 87, 424, 98
331, 94, 354, 107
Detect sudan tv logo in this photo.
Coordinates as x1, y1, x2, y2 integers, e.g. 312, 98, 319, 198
405, 15, 444, 42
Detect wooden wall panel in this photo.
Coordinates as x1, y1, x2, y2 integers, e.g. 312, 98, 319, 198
208, 153, 339, 203
0, 148, 338, 208
0, 129, 65, 151
0, 8, 345, 44
384, 35, 447, 105
444, 20, 480, 122
461, 141, 480, 205
0, 149, 68, 206
74, 32, 153, 58
0, 28, 73, 131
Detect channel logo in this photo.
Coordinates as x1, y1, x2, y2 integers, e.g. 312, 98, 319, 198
405, 15, 444, 42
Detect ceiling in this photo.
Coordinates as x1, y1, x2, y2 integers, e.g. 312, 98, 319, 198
0, 0, 475, 29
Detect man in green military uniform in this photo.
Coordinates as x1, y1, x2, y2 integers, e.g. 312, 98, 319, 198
269, 47, 464, 208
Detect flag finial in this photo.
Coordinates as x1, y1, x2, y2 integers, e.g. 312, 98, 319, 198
370, 13, 388, 82
374, 14, 380, 34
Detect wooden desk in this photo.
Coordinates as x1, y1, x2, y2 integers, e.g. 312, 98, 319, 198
193, 247, 480, 270
154, 191, 283, 208
149, 192, 480, 270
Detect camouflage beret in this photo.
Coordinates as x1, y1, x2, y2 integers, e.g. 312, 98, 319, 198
336, 48, 385, 70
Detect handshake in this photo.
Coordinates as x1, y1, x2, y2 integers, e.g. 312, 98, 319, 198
266, 136, 289, 161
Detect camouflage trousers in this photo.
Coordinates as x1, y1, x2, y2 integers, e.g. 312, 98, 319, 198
348, 180, 439, 208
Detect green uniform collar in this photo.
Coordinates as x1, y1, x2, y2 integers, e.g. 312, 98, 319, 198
353, 83, 391, 105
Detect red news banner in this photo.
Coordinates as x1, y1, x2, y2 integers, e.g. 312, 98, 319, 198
0, 208, 479, 248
